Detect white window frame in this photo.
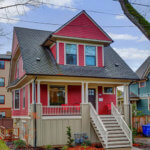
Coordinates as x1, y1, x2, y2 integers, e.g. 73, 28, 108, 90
14, 89, 20, 110
64, 43, 78, 66
57, 41, 103, 67
48, 84, 67, 106
103, 86, 114, 95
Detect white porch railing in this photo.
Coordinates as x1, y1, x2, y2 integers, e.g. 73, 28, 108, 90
89, 103, 108, 148
111, 102, 132, 146
42, 106, 81, 116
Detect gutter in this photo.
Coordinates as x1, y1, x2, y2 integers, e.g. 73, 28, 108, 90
33, 76, 37, 147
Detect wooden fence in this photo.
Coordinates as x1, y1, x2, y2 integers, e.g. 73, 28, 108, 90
0, 118, 13, 129
132, 116, 150, 133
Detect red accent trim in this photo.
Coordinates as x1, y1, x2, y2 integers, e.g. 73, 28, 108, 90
97, 46, 103, 67
0, 108, 11, 110
59, 43, 64, 65
51, 44, 56, 59
0, 95, 5, 104
0, 77, 5, 87
78, 45, 84, 66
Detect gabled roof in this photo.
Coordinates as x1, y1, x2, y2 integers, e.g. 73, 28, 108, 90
0, 54, 11, 60
136, 56, 150, 79
52, 10, 113, 42
13, 27, 139, 81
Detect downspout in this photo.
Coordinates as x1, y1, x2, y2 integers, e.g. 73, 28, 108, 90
33, 76, 37, 147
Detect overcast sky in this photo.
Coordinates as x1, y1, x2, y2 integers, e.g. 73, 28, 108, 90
0, 0, 149, 71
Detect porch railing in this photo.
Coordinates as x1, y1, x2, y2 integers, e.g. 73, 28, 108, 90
89, 103, 108, 148
111, 102, 132, 146
42, 105, 81, 116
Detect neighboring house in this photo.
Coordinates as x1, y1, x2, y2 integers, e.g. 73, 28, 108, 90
0, 52, 12, 118
130, 56, 150, 115
8, 11, 138, 149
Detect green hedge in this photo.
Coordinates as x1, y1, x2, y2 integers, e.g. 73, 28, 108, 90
0, 140, 9, 150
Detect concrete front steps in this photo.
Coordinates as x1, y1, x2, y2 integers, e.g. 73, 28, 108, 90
91, 115, 131, 149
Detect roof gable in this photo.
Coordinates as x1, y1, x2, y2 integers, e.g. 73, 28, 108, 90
136, 56, 150, 79
53, 11, 112, 42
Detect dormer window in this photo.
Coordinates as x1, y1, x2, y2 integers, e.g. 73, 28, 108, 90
85, 46, 96, 66
66, 44, 77, 65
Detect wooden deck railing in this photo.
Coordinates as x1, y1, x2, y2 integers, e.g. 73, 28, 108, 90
42, 105, 81, 116
0, 126, 19, 141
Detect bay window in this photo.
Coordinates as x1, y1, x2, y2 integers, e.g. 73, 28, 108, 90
66, 44, 77, 65
85, 46, 96, 66
49, 86, 65, 105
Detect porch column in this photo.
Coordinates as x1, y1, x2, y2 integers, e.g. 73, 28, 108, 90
32, 82, 34, 104
123, 85, 130, 126
82, 82, 85, 103
85, 82, 88, 103
37, 81, 41, 104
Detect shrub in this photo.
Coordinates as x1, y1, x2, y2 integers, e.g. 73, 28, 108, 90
66, 126, 74, 147
14, 139, 26, 149
61, 145, 68, 150
45, 145, 52, 150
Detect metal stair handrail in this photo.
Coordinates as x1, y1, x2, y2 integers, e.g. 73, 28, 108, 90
89, 103, 108, 148
111, 102, 132, 147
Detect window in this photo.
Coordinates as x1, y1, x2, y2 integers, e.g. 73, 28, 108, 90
0, 78, 4, 87
0, 112, 5, 118
85, 46, 96, 66
103, 87, 114, 94
0, 61, 4, 69
0, 96, 5, 104
23, 88, 25, 108
15, 90, 20, 109
139, 81, 146, 88
66, 44, 77, 65
49, 86, 65, 105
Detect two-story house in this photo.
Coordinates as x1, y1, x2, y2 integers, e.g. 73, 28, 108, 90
8, 11, 139, 149
0, 52, 12, 118
130, 56, 150, 115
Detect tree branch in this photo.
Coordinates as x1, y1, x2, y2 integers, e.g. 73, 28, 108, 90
118, 0, 150, 40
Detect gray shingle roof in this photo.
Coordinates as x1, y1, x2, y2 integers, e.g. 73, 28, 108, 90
14, 27, 139, 80
136, 56, 150, 79
0, 54, 11, 60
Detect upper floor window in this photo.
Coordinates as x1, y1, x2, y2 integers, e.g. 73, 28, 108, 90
0, 78, 4, 87
85, 46, 96, 66
0, 96, 5, 104
66, 44, 77, 65
15, 90, 20, 109
0, 61, 4, 69
139, 81, 146, 88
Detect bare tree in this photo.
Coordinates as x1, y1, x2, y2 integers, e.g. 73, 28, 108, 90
118, 0, 150, 40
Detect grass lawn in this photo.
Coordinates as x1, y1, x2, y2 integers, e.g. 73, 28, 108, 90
0, 140, 9, 150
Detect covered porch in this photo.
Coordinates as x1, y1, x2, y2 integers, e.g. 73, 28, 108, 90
31, 77, 130, 117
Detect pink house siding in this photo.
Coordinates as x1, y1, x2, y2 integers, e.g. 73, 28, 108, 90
59, 43, 64, 65
98, 86, 116, 115
40, 84, 48, 106
54, 13, 111, 42
97, 46, 103, 67
15, 55, 25, 80
51, 44, 56, 59
78, 45, 84, 66
68, 85, 81, 105
12, 85, 29, 116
